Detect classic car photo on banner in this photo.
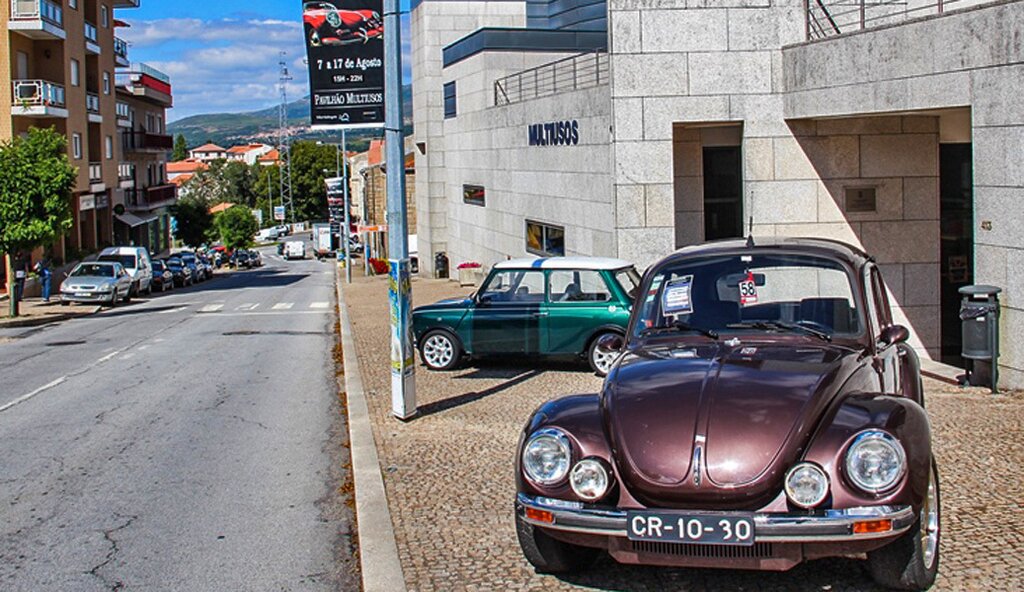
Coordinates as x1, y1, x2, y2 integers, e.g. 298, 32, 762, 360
302, 0, 385, 127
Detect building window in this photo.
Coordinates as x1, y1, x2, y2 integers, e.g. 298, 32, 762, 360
443, 82, 456, 119
70, 59, 80, 87
101, 5, 109, 27
156, 115, 163, 134
69, 0, 77, 8
105, 136, 113, 160
72, 133, 82, 160
103, 72, 111, 95
463, 184, 485, 206
526, 220, 565, 257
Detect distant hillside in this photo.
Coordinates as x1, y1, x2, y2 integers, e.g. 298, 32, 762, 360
168, 85, 413, 153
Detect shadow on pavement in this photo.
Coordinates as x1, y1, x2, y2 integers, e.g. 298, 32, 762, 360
557, 555, 885, 591
415, 368, 545, 418
198, 269, 309, 291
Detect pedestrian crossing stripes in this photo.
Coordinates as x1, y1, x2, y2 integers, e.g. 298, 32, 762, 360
199, 304, 224, 313
310, 302, 330, 309
194, 302, 329, 314
272, 303, 294, 310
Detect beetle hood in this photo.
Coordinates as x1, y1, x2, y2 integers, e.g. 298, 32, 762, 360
603, 340, 856, 509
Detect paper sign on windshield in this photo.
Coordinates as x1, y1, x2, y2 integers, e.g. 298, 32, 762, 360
663, 276, 694, 315
739, 271, 759, 306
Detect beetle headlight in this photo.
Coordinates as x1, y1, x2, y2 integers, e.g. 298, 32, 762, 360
522, 428, 571, 486
845, 430, 906, 494
569, 458, 610, 501
784, 462, 829, 508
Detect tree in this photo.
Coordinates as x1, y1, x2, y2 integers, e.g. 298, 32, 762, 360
172, 134, 189, 161
0, 127, 77, 317
216, 206, 258, 251
288, 141, 341, 222
171, 197, 213, 249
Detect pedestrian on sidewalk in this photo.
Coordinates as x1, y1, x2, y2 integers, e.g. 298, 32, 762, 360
33, 257, 52, 303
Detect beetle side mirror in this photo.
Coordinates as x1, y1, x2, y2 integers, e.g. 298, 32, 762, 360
597, 333, 624, 354
880, 324, 910, 346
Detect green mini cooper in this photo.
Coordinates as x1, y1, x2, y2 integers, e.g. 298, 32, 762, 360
412, 257, 641, 376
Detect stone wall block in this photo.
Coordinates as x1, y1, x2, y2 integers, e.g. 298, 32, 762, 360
612, 54, 689, 97
645, 184, 675, 224
859, 220, 938, 264
689, 51, 772, 95
749, 180, 819, 224
615, 140, 674, 184
775, 135, 859, 180
860, 134, 938, 178
613, 98, 644, 141
743, 138, 774, 181
615, 184, 646, 227
643, 96, 732, 140
641, 9, 729, 53
902, 177, 940, 221
903, 263, 941, 307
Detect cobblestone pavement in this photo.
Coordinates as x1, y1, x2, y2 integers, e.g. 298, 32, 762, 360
344, 274, 1024, 591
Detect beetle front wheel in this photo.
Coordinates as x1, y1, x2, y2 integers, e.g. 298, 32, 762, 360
516, 514, 598, 574
866, 458, 940, 590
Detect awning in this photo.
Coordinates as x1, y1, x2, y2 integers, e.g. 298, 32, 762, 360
115, 212, 158, 228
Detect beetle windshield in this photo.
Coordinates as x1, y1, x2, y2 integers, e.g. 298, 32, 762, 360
633, 253, 864, 339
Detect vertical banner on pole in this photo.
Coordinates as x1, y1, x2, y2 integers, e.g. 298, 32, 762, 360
388, 259, 415, 416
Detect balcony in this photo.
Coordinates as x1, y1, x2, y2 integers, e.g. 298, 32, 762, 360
114, 36, 130, 67
112, 0, 140, 7
89, 162, 105, 193
116, 101, 131, 127
122, 130, 173, 153
8, 0, 65, 40
86, 92, 102, 123
84, 21, 100, 54
11, 79, 67, 118
118, 162, 135, 189
116, 63, 172, 107
126, 184, 177, 211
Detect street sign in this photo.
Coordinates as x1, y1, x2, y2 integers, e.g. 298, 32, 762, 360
357, 224, 387, 233
302, 0, 385, 128
274, 206, 286, 221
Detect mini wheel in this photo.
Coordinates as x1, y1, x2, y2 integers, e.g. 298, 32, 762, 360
419, 329, 461, 371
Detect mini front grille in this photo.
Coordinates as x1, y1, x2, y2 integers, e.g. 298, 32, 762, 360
630, 540, 775, 559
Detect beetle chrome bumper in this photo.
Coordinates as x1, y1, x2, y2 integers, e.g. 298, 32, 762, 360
516, 493, 916, 542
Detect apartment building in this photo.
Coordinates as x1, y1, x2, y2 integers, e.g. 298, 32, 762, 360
2, 0, 140, 261
115, 61, 174, 255
413, 0, 1024, 387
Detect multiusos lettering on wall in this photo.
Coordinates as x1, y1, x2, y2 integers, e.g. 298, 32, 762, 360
528, 120, 580, 146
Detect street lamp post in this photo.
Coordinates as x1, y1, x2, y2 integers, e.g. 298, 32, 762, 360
320, 138, 352, 284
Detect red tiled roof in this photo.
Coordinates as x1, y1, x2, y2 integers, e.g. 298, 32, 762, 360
368, 139, 384, 166
193, 143, 225, 153
171, 173, 194, 185
258, 149, 280, 162
209, 202, 235, 214
167, 159, 208, 173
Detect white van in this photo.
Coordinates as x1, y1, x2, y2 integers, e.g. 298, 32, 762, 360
98, 246, 153, 296
284, 241, 306, 260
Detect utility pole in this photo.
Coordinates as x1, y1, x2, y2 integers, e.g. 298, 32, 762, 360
278, 54, 295, 225
342, 129, 352, 285
384, 0, 415, 419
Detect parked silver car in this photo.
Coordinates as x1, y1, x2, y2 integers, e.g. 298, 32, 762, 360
60, 262, 134, 307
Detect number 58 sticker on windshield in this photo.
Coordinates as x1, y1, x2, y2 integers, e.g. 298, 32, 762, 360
739, 272, 759, 306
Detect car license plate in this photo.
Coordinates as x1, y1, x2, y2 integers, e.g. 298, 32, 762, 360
626, 511, 755, 546
74, 292, 92, 297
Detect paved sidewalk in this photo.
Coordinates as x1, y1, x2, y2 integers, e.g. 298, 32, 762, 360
343, 274, 1024, 591
0, 298, 99, 328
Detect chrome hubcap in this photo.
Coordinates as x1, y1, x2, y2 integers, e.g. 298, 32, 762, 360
921, 465, 939, 569
423, 335, 454, 368
592, 343, 617, 374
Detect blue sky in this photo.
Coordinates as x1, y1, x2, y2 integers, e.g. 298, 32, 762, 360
120, 1, 412, 122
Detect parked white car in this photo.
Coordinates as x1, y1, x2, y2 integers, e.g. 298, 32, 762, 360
60, 262, 134, 307
98, 246, 153, 296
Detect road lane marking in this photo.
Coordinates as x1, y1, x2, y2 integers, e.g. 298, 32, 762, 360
310, 302, 329, 309
0, 377, 67, 414
199, 304, 224, 313
236, 303, 259, 311
212, 311, 329, 317
272, 303, 294, 310
158, 306, 190, 314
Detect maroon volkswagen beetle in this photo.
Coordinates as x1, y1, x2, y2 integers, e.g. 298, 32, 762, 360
515, 238, 940, 590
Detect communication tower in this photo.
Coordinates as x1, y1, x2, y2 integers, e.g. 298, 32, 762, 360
278, 53, 295, 223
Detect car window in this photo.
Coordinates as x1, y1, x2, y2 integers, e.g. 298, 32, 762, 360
634, 253, 863, 338
549, 270, 611, 302
72, 264, 115, 278
614, 267, 642, 300
99, 254, 136, 269
480, 270, 545, 303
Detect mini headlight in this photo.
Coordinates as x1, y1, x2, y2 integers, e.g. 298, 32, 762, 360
845, 430, 906, 494
569, 459, 610, 501
522, 428, 571, 486
784, 462, 829, 508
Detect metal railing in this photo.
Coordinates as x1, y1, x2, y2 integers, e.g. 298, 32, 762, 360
805, 0, 994, 40
86, 92, 100, 114
494, 51, 609, 106
122, 130, 174, 151
10, 0, 63, 26
89, 162, 103, 183
11, 79, 66, 108
114, 36, 129, 61
84, 21, 98, 44
126, 184, 176, 209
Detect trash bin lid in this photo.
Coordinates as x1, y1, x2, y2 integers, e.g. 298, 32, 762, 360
959, 285, 1002, 297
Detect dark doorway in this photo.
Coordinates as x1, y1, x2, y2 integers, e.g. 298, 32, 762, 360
939, 143, 973, 365
703, 147, 744, 241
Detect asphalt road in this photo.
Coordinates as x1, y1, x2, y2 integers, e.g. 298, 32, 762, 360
0, 245, 358, 591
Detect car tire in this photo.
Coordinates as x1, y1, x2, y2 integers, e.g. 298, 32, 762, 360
122, 289, 131, 304
419, 329, 462, 371
587, 331, 622, 377
866, 458, 940, 591
515, 514, 599, 574
108, 289, 117, 308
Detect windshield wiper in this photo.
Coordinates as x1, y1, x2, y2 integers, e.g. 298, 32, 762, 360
640, 320, 719, 340
728, 321, 832, 342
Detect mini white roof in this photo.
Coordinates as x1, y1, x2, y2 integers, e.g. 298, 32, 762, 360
493, 257, 634, 271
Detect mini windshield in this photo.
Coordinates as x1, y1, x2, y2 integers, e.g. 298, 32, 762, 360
72, 264, 116, 278
633, 253, 863, 340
